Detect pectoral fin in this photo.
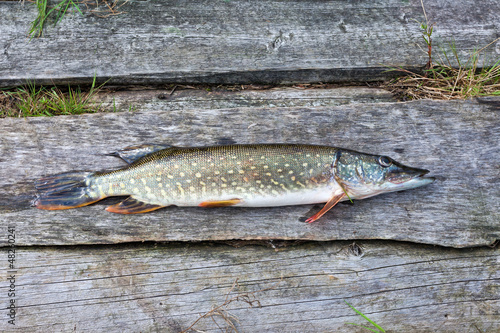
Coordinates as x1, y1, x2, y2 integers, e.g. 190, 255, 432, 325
305, 193, 346, 223
106, 197, 165, 214
199, 198, 242, 208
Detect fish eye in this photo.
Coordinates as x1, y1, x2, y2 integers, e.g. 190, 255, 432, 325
378, 156, 392, 167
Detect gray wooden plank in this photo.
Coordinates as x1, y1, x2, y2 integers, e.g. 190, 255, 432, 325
95, 86, 395, 113
1, 241, 498, 332
1, 98, 498, 248
1, 0, 499, 86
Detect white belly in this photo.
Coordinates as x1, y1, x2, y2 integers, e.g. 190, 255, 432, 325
172, 183, 344, 208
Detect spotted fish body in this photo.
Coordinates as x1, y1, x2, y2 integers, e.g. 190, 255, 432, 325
93, 145, 338, 208
35, 144, 434, 222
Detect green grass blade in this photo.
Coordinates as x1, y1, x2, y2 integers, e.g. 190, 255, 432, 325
29, 0, 84, 38
346, 322, 384, 333
340, 184, 354, 204
72, 0, 84, 15
344, 301, 385, 333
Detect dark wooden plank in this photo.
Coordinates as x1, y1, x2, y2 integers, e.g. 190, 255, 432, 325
2, 241, 498, 332
1, 0, 499, 86
1, 98, 498, 248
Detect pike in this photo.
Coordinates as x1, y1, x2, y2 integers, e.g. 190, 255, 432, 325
34, 144, 435, 222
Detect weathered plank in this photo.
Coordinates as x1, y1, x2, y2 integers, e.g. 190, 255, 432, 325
1, 241, 498, 332
1, 98, 498, 248
95, 86, 395, 113
1, 0, 499, 86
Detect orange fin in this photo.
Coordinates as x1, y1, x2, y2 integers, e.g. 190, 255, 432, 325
106, 197, 165, 214
199, 198, 242, 208
36, 198, 102, 210
305, 193, 346, 223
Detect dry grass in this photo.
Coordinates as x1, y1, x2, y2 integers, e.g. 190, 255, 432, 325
80, 0, 129, 18
179, 276, 387, 333
384, 0, 500, 100
386, 40, 500, 100
181, 278, 281, 333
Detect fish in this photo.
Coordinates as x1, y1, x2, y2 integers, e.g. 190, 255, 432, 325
34, 144, 435, 222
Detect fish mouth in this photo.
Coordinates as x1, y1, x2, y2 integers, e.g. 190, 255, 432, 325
388, 168, 435, 187
412, 171, 436, 186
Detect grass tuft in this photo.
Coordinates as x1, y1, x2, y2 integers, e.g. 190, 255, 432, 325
0, 76, 106, 117
385, 0, 500, 100
386, 39, 500, 100
29, 0, 83, 38
28, 0, 129, 38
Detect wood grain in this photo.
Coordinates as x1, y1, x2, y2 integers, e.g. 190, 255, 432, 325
1, 97, 498, 248
1, 241, 498, 332
1, 0, 499, 86
95, 86, 395, 113
1, 1, 498, 331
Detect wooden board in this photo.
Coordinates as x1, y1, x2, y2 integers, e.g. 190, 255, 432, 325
1, 0, 499, 86
1, 97, 498, 248
1, 241, 498, 332
95, 86, 395, 113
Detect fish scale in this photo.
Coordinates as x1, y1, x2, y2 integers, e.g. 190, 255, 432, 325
34, 144, 435, 222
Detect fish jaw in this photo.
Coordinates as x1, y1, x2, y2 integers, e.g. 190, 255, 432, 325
379, 163, 435, 200
391, 175, 435, 190
345, 174, 435, 200
386, 167, 435, 190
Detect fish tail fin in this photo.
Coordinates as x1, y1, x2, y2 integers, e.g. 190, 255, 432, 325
34, 171, 104, 210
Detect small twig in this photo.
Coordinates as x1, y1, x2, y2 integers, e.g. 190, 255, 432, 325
181, 278, 281, 333
169, 85, 178, 96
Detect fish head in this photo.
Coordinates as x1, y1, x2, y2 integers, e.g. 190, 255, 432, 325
333, 150, 435, 199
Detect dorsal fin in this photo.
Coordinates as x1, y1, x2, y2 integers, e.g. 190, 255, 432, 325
106, 144, 174, 164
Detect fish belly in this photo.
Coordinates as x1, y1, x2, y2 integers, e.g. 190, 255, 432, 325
224, 185, 341, 207
160, 184, 340, 208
